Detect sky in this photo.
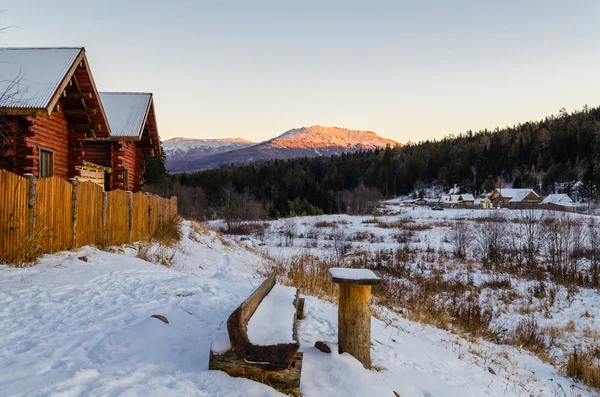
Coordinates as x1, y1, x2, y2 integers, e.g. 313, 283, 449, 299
2, 1, 600, 143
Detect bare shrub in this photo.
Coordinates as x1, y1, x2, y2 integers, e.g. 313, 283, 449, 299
518, 208, 541, 269
509, 317, 547, 355
588, 218, 600, 287
219, 184, 266, 233
481, 276, 512, 290
474, 211, 507, 266
152, 216, 182, 247
171, 184, 210, 221
305, 226, 321, 248
331, 226, 351, 261
449, 219, 471, 259
314, 220, 338, 228
338, 183, 382, 215
281, 219, 298, 247
565, 347, 600, 390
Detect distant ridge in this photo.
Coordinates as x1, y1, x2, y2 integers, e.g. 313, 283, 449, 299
163, 126, 401, 172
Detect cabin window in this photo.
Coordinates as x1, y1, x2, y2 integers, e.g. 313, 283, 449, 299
39, 149, 54, 178
123, 167, 129, 190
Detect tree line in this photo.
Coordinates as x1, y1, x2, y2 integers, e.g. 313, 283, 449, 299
145, 105, 600, 219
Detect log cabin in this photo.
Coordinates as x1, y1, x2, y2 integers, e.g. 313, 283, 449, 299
81, 92, 160, 192
0, 47, 112, 181
490, 188, 541, 208
0, 48, 161, 192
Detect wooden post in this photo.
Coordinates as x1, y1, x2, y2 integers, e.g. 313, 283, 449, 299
328, 268, 382, 369
127, 191, 133, 243
145, 192, 151, 239
102, 191, 108, 246
69, 179, 79, 249
24, 174, 36, 244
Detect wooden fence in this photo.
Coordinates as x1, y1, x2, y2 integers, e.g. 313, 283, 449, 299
0, 169, 178, 263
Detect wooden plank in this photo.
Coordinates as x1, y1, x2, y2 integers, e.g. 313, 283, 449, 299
131, 192, 149, 242
0, 170, 28, 262
63, 109, 97, 116
75, 181, 103, 247
64, 92, 92, 99
104, 189, 129, 246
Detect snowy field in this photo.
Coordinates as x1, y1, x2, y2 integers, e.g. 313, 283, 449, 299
0, 219, 597, 396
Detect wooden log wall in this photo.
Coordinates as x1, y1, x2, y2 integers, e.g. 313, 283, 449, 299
75, 181, 103, 247
104, 189, 129, 246
24, 106, 71, 179
131, 192, 149, 242
0, 170, 179, 264
36, 176, 73, 253
0, 170, 29, 263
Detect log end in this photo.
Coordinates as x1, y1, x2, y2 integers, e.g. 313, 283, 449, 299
209, 348, 303, 388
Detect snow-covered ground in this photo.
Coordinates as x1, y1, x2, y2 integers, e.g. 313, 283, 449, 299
0, 220, 596, 396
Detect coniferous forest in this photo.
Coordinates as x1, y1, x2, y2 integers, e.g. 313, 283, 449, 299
146, 106, 600, 218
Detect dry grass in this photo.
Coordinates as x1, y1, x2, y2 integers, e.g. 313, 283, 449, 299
1, 232, 44, 267
314, 220, 348, 228
565, 347, 600, 390
137, 244, 177, 267
137, 216, 183, 267
261, 254, 339, 302
152, 216, 182, 247
508, 317, 548, 355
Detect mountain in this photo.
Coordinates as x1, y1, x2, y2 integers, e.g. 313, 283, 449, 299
164, 126, 400, 172
162, 137, 255, 172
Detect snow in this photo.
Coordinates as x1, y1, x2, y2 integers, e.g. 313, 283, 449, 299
0, 47, 81, 109
247, 284, 298, 345
329, 267, 380, 281
0, 219, 596, 396
99, 92, 152, 138
162, 138, 254, 155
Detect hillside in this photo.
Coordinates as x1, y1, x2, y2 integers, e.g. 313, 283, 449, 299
0, 220, 593, 396
163, 126, 400, 172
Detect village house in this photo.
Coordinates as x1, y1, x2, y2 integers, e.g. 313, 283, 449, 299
542, 193, 575, 206
439, 193, 475, 208
490, 188, 542, 208
0, 47, 161, 192
80, 92, 160, 191
0, 48, 111, 180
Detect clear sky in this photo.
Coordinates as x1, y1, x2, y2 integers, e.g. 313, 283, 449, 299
3, 1, 600, 143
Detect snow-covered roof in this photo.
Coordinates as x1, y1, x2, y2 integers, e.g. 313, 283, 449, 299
99, 92, 152, 138
508, 189, 540, 203
495, 188, 535, 198
0, 47, 82, 110
542, 194, 574, 204
460, 194, 475, 201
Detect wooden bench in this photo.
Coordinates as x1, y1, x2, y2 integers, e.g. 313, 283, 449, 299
209, 273, 305, 388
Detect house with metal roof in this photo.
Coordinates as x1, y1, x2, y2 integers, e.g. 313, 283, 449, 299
490, 188, 542, 207
81, 92, 160, 191
0, 47, 161, 192
542, 193, 575, 206
439, 193, 475, 207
